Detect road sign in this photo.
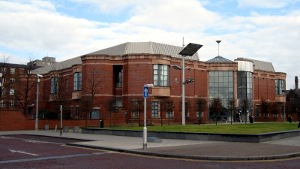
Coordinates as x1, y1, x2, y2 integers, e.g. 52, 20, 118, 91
143, 86, 149, 98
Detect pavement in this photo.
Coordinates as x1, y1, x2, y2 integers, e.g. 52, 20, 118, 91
1, 130, 300, 161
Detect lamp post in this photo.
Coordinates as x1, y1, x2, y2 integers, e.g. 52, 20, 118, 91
178, 43, 203, 125
143, 83, 153, 149
35, 74, 43, 130
0, 73, 3, 98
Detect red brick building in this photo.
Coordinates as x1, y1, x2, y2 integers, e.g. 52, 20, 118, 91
30, 42, 286, 126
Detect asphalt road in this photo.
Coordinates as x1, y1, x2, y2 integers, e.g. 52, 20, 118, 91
1, 135, 300, 169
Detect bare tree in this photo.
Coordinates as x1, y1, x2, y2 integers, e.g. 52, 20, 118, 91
107, 97, 119, 127
227, 99, 235, 124
195, 98, 207, 124
210, 98, 223, 125
127, 97, 143, 126
160, 98, 175, 125
270, 102, 280, 121
260, 99, 271, 119
13, 58, 37, 117
82, 67, 103, 125
241, 98, 250, 124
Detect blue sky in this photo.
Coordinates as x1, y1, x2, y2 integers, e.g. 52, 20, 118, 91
0, 0, 300, 88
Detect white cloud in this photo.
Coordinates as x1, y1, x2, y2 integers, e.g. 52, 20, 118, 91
238, 0, 298, 9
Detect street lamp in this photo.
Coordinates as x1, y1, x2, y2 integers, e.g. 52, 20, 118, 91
178, 43, 203, 125
0, 73, 3, 98
143, 83, 154, 149
35, 74, 43, 130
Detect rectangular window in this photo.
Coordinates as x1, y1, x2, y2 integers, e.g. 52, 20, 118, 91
153, 65, 169, 86
255, 106, 260, 118
151, 101, 160, 118
116, 96, 123, 108
51, 77, 58, 94
0, 100, 5, 107
10, 68, 15, 74
10, 78, 15, 83
9, 100, 14, 107
166, 111, 174, 118
132, 111, 139, 118
275, 79, 285, 95
9, 89, 14, 95
74, 72, 82, 91
66, 79, 69, 92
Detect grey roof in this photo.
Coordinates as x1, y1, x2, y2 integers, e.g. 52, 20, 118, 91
32, 42, 200, 75
88, 42, 199, 60
32, 57, 82, 74
235, 58, 275, 72
206, 56, 235, 63
251, 59, 275, 72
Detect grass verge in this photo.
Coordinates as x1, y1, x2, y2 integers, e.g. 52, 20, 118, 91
108, 122, 300, 134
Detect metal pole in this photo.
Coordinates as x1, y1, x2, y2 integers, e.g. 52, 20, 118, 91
60, 105, 62, 136
143, 97, 147, 149
35, 78, 39, 130
182, 56, 185, 126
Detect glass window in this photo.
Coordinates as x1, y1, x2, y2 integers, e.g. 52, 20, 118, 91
74, 72, 82, 91
51, 77, 58, 94
208, 71, 234, 109
10, 68, 15, 74
9, 100, 14, 107
166, 111, 174, 118
151, 101, 160, 118
153, 65, 169, 86
275, 79, 285, 96
10, 78, 15, 83
0, 100, 5, 107
9, 89, 14, 95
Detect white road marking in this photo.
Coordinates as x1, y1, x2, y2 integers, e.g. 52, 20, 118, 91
9, 149, 39, 156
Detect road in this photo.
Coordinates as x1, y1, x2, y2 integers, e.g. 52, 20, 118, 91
0, 135, 300, 169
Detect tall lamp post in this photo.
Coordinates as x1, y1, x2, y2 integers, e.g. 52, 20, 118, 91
179, 43, 203, 125
143, 83, 153, 149
0, 73, 3, 98
35, 74, 43, 130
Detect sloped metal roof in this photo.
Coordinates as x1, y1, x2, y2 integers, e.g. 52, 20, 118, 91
89, 42, 199, 60
33, 42, 199, 74
206, 56, 235, 63
235, 58, 275, 72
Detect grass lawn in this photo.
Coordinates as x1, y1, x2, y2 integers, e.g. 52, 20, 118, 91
109, 122, 300, 134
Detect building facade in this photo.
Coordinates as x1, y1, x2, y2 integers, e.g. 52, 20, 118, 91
29, 42, 287, 125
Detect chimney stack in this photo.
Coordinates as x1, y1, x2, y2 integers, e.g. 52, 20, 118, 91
296, 76, 298, 90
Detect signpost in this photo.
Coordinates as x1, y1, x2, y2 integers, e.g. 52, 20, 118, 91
143, 84, 153, 149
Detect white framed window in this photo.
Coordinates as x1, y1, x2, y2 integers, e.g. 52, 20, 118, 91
9, 89, 14, 95
132, 111, 139, 118
166, 111, 174, 118
0, 100, 5, 107
10, 78, 15, 83
153, 64, 169, 86
74, 72, 82, 91
151, 101, 160, 118
10, 68, 15, 74
9, 100, 14, 107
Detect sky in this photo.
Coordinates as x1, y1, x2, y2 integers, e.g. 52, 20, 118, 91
0, 0, 299, 88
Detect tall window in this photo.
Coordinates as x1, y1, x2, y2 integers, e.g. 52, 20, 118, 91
0, 100, 5, 107
74, 72, 82, 91
153, 65, 169, 86
9, 89, 14, 95
151, 101, 160, 118
209, 71, 234, 107
275, 79, 285, 95
9, 100, 14, 107
10, 68, 15, 74
51, 77, 58, 94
